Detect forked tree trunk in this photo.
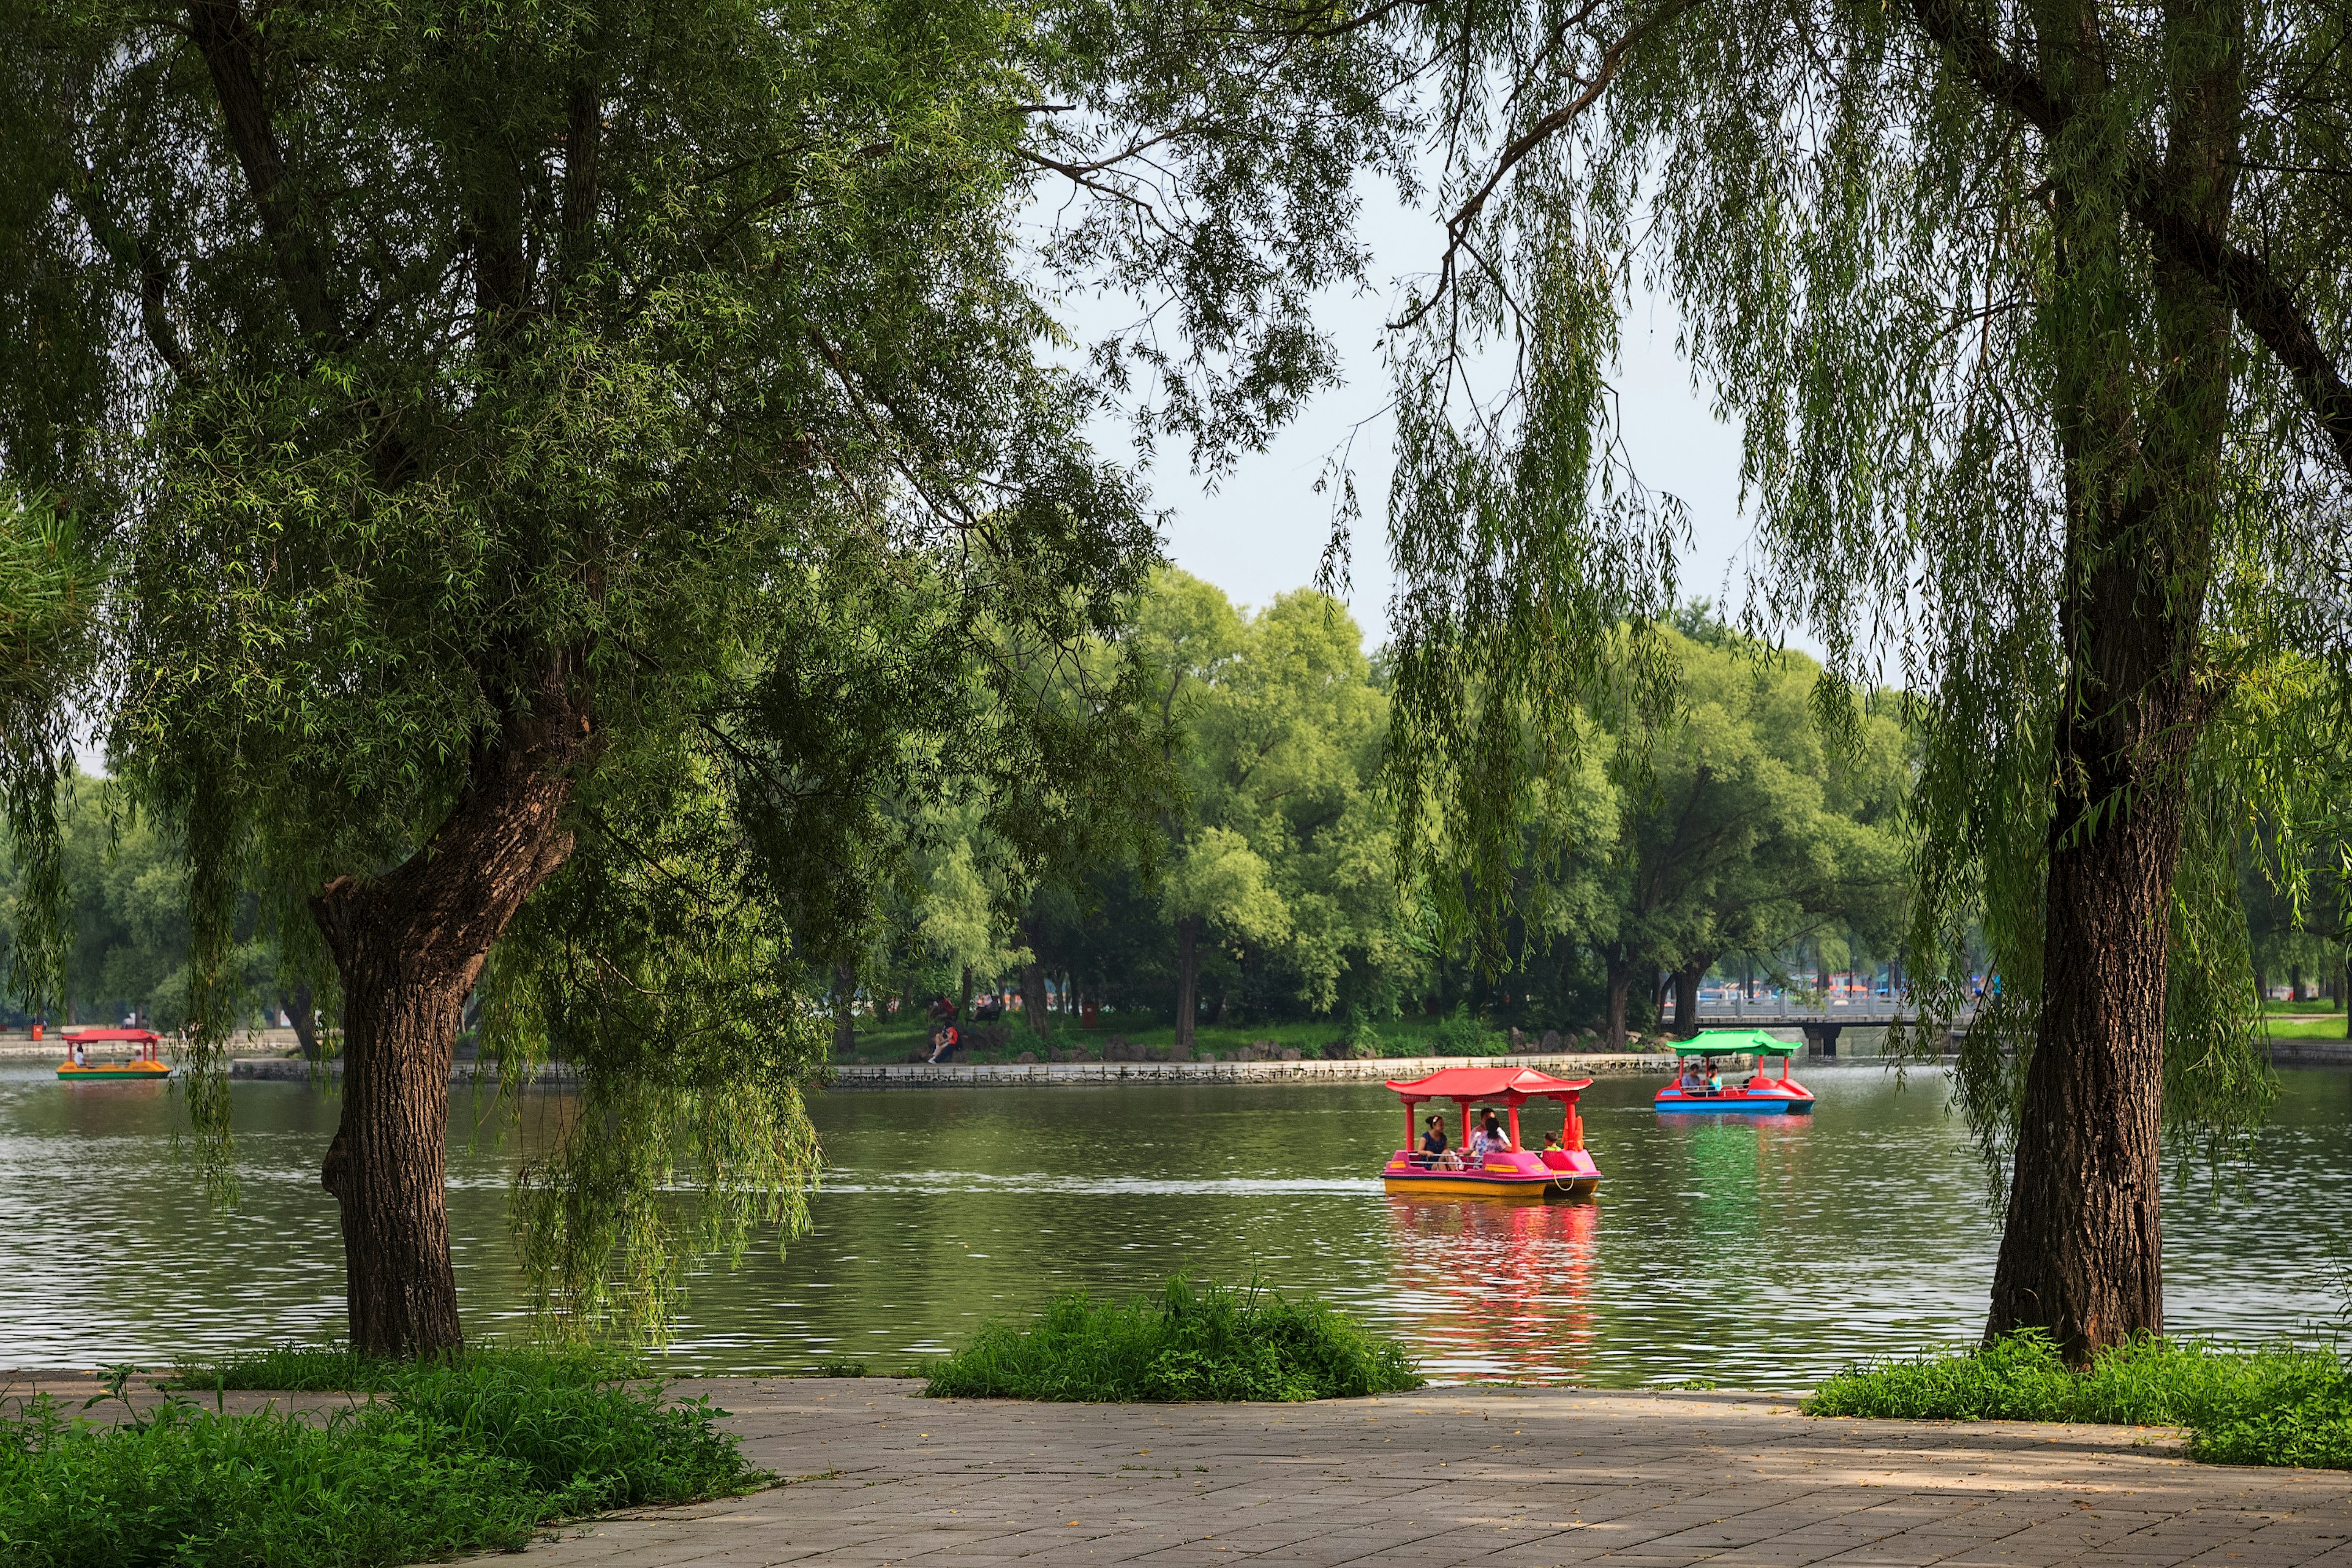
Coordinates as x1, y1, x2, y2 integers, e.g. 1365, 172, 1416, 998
1174, 915, 1200, 1054
311, 662, 590, 1358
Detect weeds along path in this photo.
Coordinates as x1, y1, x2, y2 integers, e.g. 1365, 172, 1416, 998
520, 1378, 2352, 1567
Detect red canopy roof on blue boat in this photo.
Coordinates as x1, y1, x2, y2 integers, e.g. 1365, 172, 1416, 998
1384, 1066, 1593, 1102
61, 1028, 164, 1044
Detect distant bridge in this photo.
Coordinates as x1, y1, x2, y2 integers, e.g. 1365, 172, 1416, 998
1689, 1000, 1972, 1055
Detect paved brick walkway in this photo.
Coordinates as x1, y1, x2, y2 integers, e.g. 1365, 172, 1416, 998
530, 1378, 2352, 1567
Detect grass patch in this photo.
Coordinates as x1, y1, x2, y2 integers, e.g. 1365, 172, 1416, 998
160, 1340, 643, 1393
1805, 1332, 2352, 1468
919, 1274, 1424, 1403
2, 1349, 763, 1567
834, 1011, 1635, 1065
2262, 1015, 2352, 1040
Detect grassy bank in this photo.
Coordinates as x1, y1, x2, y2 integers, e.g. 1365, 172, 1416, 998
921, 1275, 1425, 1401
1806, 1332, 2352, 1468
1, 1347, 761, 1567
835, 1009, 1642, 1066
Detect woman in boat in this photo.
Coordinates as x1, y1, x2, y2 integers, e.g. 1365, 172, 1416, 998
1417, 1115, 1449, 1168
1481, 1110, 1512, 1152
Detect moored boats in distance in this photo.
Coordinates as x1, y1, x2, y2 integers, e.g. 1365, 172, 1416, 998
1653, 1031, 1813, 1115
1380, 1065, 1601, 1199
55, 1028, 173, 1080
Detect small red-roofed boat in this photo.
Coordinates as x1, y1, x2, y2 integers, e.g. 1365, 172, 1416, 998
1381, 1065, 1600, 1199
1653, 1030, 1813, 1115
55, 1028, 173, 1080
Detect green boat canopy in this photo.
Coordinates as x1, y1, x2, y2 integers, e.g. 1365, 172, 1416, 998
1672, 1031, 1803, 1057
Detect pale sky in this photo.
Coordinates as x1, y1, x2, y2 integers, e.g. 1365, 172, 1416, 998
1059, 194, 1765, 646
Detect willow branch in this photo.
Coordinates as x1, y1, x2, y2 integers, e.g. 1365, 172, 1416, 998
1394, 0, 1693, 331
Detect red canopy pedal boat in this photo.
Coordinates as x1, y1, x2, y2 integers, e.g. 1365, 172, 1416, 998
1381, 1065, 1601, 1199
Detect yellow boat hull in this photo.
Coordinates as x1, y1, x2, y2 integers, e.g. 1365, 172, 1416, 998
1381, 1171, 1597, 1199
56, 1062, 172, 1080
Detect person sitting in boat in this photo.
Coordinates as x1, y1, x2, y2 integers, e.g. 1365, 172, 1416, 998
1678, 1061, 1708, 1093
1467, 1110, 1511, 1165
1416, 1115, 1450, 1169
1539, 1129, 1572, 1171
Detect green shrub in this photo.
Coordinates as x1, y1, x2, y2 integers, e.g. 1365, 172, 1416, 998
163, 1340, 642, 1393
921, 1274, 1424, 1402
0, 1352, 761, 1567
1431, 1009, 1504, 1057
1806, 1331, 2352, 1469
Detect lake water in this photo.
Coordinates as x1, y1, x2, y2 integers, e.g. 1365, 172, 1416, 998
5, 1064, 2346, 1389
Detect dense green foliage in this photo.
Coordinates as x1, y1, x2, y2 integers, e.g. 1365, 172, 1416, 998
837, 576, 1905, 1049
0, 0, 1203, 1343
1806, 1333, 2352, 1468
0, 1352, 758, 1567
920, 1275, 1423, 1402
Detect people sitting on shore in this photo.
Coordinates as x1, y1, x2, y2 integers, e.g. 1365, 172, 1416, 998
926, 1023, 961, 1065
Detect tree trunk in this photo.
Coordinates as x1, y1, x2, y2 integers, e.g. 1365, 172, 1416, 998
1672, 958, 1707, 1039
1020, 957, 1050, 1039
1175, 914, 1200, 1054
1985, 730, 2189, 1360
281, 981, 319, 1061
1602, 948, 1632, 1052
959, 964, 972, 1023
832, 961, 856, 1056
311, 659, 590, 1359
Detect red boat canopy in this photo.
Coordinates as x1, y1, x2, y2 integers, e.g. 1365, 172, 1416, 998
1384, 1065, 1594, 1103
61, 1028, 164, 1044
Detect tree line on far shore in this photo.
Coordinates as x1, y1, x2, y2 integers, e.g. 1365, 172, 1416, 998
1, 575, 1913, 1056
831, 574, 1912, 1054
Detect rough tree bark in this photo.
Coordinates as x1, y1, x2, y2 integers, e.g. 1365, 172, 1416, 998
1174, 915, 1201, 1054
1985, 662, 2197, 1359
311, 657, 592, 1357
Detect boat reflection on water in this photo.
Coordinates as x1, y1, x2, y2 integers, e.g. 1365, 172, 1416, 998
1381, 1194, 1600, 1383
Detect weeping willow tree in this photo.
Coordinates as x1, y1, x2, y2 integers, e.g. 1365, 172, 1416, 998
1370, 0, 2348, 1357
1022, 0, 2351, 1357
0, 0, 1224, 1354
0, 494, 104, 1014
